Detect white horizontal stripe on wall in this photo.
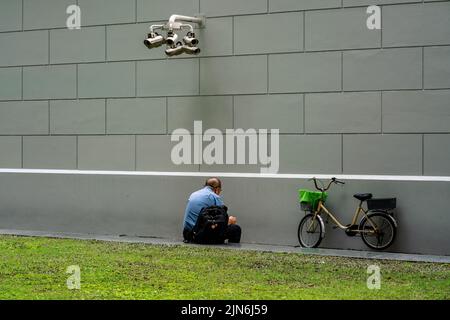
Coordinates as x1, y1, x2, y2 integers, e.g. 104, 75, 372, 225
0, 168, 450, 182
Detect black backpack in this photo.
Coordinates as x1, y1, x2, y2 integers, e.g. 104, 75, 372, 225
192, 205, 229, 244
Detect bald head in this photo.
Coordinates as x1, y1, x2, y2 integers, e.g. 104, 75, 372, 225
205, 177, 222, 190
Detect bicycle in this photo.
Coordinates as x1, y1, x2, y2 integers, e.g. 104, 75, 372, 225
297, 177, 398, 250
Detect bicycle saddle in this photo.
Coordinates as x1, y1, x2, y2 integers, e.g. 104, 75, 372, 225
353, 193, 373, 201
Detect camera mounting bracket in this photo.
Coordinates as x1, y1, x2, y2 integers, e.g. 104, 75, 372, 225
150, 14, 206, 32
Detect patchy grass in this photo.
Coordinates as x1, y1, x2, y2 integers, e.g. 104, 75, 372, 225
0, 235, 448, 300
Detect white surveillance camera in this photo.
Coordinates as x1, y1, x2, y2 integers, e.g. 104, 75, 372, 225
183, 45, 201, 55
165, 42, 184, 56
144, 32, 165, 48
165, 31, 179, 46
183, 32, 199, 46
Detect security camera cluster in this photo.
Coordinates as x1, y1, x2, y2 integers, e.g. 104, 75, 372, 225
144, 30, 200, 56
144, 14, 205, 57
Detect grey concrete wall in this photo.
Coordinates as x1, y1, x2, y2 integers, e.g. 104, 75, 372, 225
0, 172, 449, 256
0, 0, 450, 255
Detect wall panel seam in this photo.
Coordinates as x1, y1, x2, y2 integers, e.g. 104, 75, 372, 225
134, 135, 137, 171
21, 136, 23, 168
302, 94, 306, 134
2, 2, 450, 34
5, 88, 450, 104
104, 99, 107, 134
2, 45, 450, 69
48, 100, 50, 135
422, 47, 425, 89
166, 97, 168, 135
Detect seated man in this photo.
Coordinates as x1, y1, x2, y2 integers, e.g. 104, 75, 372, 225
183, 177, 241, 243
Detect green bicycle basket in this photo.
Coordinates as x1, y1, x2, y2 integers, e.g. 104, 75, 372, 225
298, 189, 328, 212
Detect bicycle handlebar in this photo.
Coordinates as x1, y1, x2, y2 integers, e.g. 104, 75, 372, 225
309, 177, 345, 191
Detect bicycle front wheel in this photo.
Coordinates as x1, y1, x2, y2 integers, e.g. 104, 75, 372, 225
360, 212, 397, 250
298, 214, 323, 248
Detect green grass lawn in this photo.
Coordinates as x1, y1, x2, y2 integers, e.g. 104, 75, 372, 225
0, 235, 449, 300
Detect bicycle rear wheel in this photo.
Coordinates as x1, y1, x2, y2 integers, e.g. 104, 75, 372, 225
360, 212, 397, 250
298, 214, 323, 248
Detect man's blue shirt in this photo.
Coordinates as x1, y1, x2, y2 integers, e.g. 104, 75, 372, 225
183, 186, 224, 231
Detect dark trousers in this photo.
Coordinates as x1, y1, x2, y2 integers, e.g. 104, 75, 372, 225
183, 224, 242, 244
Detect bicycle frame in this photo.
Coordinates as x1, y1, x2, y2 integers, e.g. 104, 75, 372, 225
308, 200, 378, 235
